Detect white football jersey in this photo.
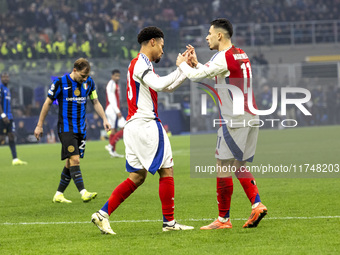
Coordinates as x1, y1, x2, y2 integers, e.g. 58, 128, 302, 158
126, 53, 186, 123
179, 46, 259, 127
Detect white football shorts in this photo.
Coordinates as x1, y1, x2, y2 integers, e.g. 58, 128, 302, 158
105, 107, 126, 129
124, 119, 173, 174
215, 124, 258, 162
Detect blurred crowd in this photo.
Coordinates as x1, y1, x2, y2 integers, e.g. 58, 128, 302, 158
0, 0, 339, 60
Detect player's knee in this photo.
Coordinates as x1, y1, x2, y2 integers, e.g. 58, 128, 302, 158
69, 156, 80, 166
8, 133, 15, 142
0, 135, 5, 145
158, 167, 173, 178
129, 171, 147, 186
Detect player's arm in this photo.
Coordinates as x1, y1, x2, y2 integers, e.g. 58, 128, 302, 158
137, 66, 184, 92
161, 72, 187, 93
34, 97, 53, 140
90, 91, 111, 132
177, 49, 226, 81
34, 79, 61, 140
0, 104, 9, 124
0, 88, 9, 124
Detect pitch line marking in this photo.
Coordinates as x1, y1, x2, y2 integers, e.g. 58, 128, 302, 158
1, 215, 340, 226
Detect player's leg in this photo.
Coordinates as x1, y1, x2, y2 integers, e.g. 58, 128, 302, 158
158, 167, 175, 223
109, 129, 124, 158
100, 170, 145, 216
201, 159, 233, 230
104, 108, 119, 156
0, 119, 7, 145
234, 160, 267, 228
158, 167, 194, 231
53, 160, 72, 203
234, 125, 267, 228
109, 116, 126, 157
91, 170, 145, 235
67, 154, 97, 202
7, 121, 27, 165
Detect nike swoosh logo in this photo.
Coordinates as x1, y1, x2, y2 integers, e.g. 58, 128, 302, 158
64, 87, 71, 90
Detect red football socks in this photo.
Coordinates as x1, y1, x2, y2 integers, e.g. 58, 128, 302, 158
105, 178, 137, 216
217, 177, 233, 218
109, 129, 124, 150
235, 166, 260, 204
159, 177, 175, 222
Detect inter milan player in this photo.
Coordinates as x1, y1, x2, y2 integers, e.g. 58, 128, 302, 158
177, 19, 267, 229
104, 69, 125, 158
0, 72, 27, 166
91, 26, 194, 234
34, 58, 111, 203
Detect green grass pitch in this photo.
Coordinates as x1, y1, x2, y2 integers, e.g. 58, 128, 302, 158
0, 126, 340, 254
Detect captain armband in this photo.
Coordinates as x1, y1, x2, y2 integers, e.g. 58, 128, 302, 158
89, 90, 98, 100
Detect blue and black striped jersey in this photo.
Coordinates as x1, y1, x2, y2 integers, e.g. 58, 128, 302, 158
48, 74, 98, 134
0, 83, 13, 119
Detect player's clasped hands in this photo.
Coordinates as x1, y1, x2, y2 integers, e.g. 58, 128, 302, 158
176, 44, 198, 67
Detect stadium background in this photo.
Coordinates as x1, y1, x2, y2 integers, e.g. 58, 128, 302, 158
0, 0, 339, 141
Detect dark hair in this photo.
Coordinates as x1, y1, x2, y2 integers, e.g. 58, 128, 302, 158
210, 18, 233, 38
73, 58, 90, 73
137, 26, 164, 44
1, 72, 9, 77
111, 69, 120, 75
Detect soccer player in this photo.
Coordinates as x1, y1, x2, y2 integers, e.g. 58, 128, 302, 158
34, 58, 111, 203
176, 18, 267, 229
0, 72, 27, 166
104, 69, 125, 158
91, 26, 194, 235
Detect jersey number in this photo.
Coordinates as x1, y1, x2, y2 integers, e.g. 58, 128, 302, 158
240, 62, 252, 94
127, 71, 133, 100
79, 140, 86, 150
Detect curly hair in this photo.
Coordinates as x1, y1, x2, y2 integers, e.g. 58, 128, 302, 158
137, 26, 164, 44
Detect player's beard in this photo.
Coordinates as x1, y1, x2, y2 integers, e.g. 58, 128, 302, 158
155, 58, 161, 63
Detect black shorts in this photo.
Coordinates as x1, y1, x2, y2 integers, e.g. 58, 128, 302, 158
0, 119, 15, 135
58, 132, 86, 160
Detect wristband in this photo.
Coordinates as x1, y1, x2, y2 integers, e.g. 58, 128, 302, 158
1, 113, 6, 119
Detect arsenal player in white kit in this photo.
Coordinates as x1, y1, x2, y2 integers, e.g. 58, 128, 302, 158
91, 26, 194, 234
177, 18, 267, 230
104, 69, 125, 158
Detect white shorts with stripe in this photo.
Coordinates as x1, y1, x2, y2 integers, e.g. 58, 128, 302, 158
124, 119, 173, 174
215, 125, 259, 162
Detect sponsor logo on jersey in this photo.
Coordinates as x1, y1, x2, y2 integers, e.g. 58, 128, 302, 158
68, 145, 75, 153
66, 97, 86, 105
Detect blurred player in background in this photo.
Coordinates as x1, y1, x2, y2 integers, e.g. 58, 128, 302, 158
177, 18, 267, 229
91, 26, 194, 235
0, 72, 27, 166
104, 69, 125, 158
34, 58, 111, 203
